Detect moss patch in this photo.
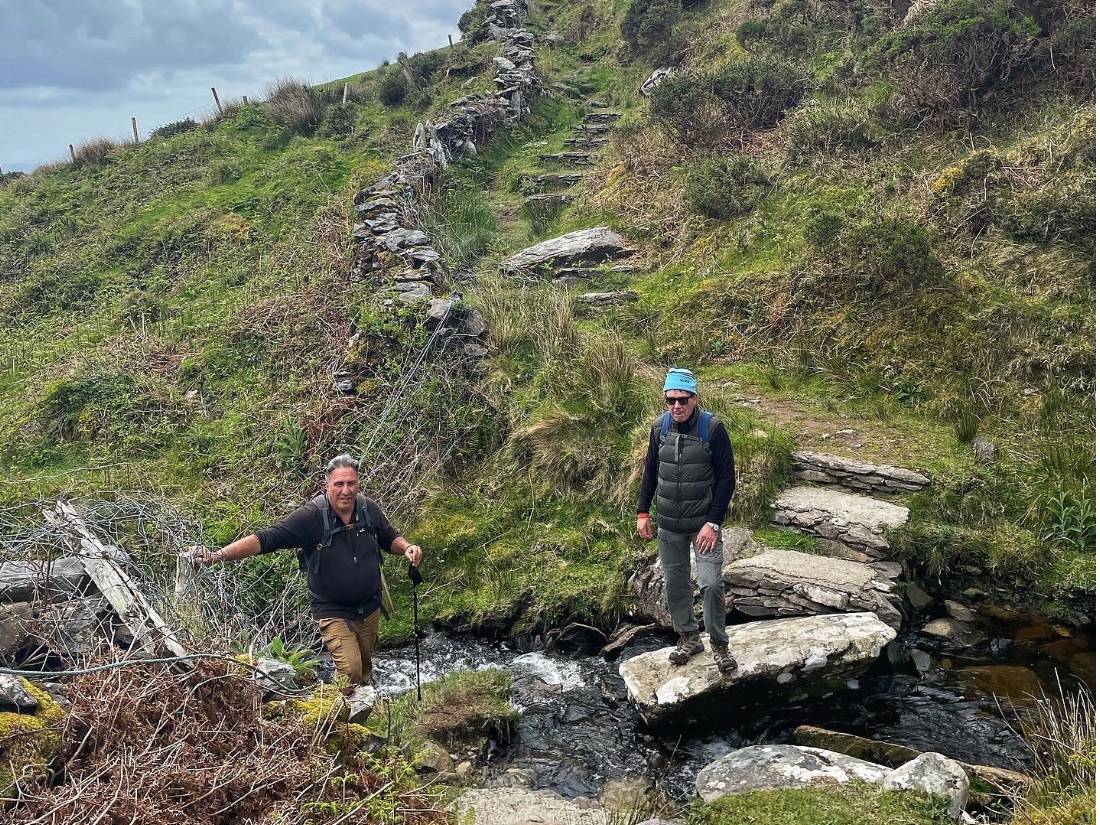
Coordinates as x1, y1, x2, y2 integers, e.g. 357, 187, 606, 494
0, 680, 65, 794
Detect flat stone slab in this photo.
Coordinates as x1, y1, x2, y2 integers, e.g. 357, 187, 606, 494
0, 557, 90, 603
502, 227, 634, 275
772, 486, 910, 559
696, 745, 891, 802
453, 788, 608, 825
619, 613, 896, 726
726, 549, 902, 630
792, 451, 930, 494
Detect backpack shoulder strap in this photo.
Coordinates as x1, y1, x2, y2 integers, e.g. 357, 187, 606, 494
310, 493, 337, 548
698, 410, 714, 444
658, 411, 673, 439
356, 494, 376, 532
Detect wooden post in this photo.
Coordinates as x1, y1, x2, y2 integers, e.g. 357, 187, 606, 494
211, 86, 223, 113
342, 83, 348, 106
242, 95, 248, 103
448, 33, 454, 48
69, 144, 76, 162
131, 116, 139, 143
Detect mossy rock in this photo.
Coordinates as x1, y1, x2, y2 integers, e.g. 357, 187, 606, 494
0, 679, 65, 795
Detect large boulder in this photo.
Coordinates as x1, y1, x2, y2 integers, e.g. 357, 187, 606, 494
626, 527, 756, 627
884, 753, 970, 820
725, 549, 902, 630
501, 227, 633, 274
771, 486, 910, 561
695, 745, 891, 802
618, 613, 896, 726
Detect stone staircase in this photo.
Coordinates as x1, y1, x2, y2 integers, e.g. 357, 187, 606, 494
522, 105, 619, 211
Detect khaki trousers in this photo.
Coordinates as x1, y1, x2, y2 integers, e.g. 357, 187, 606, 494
317, 610, 381, 685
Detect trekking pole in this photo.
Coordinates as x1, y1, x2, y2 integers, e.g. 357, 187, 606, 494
408, 563, 423, 701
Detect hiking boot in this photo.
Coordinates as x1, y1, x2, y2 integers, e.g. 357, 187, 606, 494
713, 644, 738, 674
669, 633, 704, 665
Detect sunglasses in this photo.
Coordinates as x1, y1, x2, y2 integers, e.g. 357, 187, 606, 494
665, 394, 695, 406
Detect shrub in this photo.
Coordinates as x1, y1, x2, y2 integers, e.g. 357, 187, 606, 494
379, 69, 409, 107
873, 0, 1041, 120
317, 104, 356, 138
804, 213, 944, 296
36, 374, 140, 442
650, 56, 808, 148
265, 78, 326, 134
684, 153, 773, 219
786, 99, 882, 158
407, 50, 445, 84
622, 0, 685, 63
72, 137, 119, 167
459, 3, 492, 44
150, 118, 198, 139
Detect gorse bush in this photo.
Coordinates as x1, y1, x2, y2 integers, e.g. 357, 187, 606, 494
265, 78, 326, 135
684, 153, 773, 219
622, 0, 685, 63
150, 118, 198, 139
650, 56, 808, 148
379, 69, 409, 107
786, 99, 882, 158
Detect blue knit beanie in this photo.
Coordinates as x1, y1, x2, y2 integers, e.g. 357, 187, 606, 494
663, 368, 697, 394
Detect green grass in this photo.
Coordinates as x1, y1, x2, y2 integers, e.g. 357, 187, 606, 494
688, 783, 954, 825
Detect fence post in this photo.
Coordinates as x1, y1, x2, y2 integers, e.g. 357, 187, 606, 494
342, 83, 348, 106
243, 95, 248, 103
448, 34, 453, 48
211, 86, 223, 113
69, 144, 76, 162
131, 117, 139, 143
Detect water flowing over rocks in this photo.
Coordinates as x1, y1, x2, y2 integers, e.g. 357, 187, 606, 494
618, 613, 896, 726
501, 227, 634, 275
791, 451, 931, 494
695, 744, 892, 801
725, 549, 903, 630
771, 486, 910, 561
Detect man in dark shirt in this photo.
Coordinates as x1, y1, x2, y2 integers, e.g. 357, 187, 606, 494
636, 368, 737, 673
190, 453, 423, 684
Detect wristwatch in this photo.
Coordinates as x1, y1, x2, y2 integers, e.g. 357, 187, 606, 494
705, 522, 720, 533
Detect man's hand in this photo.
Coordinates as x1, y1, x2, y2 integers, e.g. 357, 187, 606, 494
404, 544, 423, 567
185, 545, 222, 567
694, 524, 719, 554
636, 513, 653, 541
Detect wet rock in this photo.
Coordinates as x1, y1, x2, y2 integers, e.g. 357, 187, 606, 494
546, 623, 607, 655
454, 787, 608, 825
599, 777, 651, 811
771, 487, 910, 560
956, 665, 1043, 707
884, 753, 969, 820
347, 685, 378, 724
911, 648, 932, 676
600, 623, 661, 659
791, 451, 930, 494
921, 618, 987, 649
501, 227, 634, 275
793, 725, 921, 766
456, 760, 475, 779
0, 602, 34, 658
619, 613, 896, 726
489, 767, 539, 789
944, 600, 977, 623
695, 744, 891, 802
725, 549, 902, 630
0, 674, 39, 711
0, 557, 91, 603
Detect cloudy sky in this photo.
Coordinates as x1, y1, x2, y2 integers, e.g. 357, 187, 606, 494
0, 0, 471, 172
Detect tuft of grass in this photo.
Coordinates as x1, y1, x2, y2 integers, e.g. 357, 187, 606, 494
265, 78, 327, 135
72, 137, 120, 167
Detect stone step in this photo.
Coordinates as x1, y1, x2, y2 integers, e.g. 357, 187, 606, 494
553, 262, 638, 279
771, 486, 910, 562
587, 98, 610, 108
572, 290, 639, 310
530, 172, 583, 191
725, 549, 902, 630
537, 151, 596, 166
619, 612, 896, 726
563, 136, 609, 148
502, 226, 634, 275
792, 451, 931, 494
573, 122, 611, 134
583, 111, 621, 123
524, 192, 573, 207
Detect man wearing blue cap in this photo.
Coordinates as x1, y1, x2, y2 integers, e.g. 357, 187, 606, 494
636, 368, 737, 673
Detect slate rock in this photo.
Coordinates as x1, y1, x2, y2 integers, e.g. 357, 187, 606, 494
0, 674, 39, 711
884, 753, 970, 820
501, 227, 634, 275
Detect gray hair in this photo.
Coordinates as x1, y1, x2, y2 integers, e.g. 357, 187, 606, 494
324, 453, 361, 478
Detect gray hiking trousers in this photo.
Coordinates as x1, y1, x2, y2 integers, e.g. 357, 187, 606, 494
657, 527, 728, 647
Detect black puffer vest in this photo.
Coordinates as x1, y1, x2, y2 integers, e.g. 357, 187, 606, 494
653, 409, 717, 534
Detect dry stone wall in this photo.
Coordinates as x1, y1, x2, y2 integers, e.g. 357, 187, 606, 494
351, 0, 541, 299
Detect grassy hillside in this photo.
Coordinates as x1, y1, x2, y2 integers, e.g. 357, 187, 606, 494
0, 0, 1094, 641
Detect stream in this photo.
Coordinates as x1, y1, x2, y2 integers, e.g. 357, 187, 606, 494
370, 619, 1094, 801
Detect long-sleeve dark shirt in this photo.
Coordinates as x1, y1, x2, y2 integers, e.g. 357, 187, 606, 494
255, 497, 400, 620
636, 409, 736, 525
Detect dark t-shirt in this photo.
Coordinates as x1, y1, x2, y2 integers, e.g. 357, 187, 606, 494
255, 497, 400, 620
